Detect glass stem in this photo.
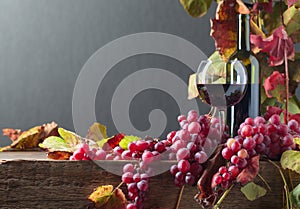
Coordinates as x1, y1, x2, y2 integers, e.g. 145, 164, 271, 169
219, 109, 225, 140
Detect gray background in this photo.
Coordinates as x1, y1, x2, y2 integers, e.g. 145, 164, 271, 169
0, 0, 298, 146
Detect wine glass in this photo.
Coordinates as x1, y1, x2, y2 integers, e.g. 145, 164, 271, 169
196, 58, 247, 138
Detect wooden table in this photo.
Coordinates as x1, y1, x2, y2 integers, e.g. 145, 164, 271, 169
0, 152, 298, 209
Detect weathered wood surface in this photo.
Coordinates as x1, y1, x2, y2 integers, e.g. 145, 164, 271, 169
0, 152, 299, 209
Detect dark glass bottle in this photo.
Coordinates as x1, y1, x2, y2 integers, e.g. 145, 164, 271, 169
226, 14, 260, 137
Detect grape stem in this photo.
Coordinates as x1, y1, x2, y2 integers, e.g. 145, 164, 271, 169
267, 160, 292, 209
175, 185, 185, 209
112, 181, 124, 194
257, 173, 272, 191
213, 184, 234, 209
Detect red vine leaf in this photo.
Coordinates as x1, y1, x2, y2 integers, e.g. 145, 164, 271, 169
287, 0, 299, 8
263, 71, 285, 99
210, 0, 239, 60
252, 0, 272, 14
237, 155, 260, 185
250, 25, 295, 66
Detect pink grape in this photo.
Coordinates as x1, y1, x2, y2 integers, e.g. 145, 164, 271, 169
122, 172, 133, 184
281, 134, 293, 146
194, 151, 208, 164
188, 122, 201, 134
142, 151, 154, 164
94, 149, 106, 160
187, 110, 198, 123
133, 173, 141, 183
288, 119, 299, 131
243, 137, 256, 150
218, 166, 227, 175
254, 116, 265, 125
253, 133, 264, 144
269, 114, 281, 125
237, 149, 248, 159
228, 165, 239, 177
231, 155, 240, 165
177, 159, 190, 173
176, 148, 190, 161
137, 180, 148, 192
185, 173, 195, 185
190, 162, 203, 177
230, 141, 242, 153
127, 182, 138, 194
128, 142, 138, 153
213, 174, 223, 185
123, 163, 135, 173
170, 165, 179, 176
240, 125, 254, 137
126, 203, 137, 209
177, 115, 187, 122
222, 172, 231, 181
178, 129, 191, 141
245, 117, 254, 126
222, 147, 234, 160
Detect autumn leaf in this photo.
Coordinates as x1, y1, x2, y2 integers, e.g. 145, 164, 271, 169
280, 150, 300, 174
250, 25, 295, 66
263, 71, 285, 99
211, 0, 239, 60
237, 155, 260, 185
2, 128, 22, 141
47, 151, 72, 160
58, 127, 82, 148
88, 185, 127, 209
263, 106, 284, 120
283, 5, 300, 43
86, 122, 107, 142
10, 126, 43, 149
179, 0, 213, 18
252, 0, 272, 14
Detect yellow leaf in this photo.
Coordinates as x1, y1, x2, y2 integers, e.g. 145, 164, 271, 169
86, 122, 107, 142
11, 126, 43, 149
88, 185, 113, 208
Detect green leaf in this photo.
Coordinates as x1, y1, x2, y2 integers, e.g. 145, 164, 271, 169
97, 138, 109, 148
262, 2, 284, 34
39, 136, 72, 152
241, 182, 267, 201
58, 128, 81, 147
290, 183, 300, 208
280, 150, 300, 174
284, 5, 300, 42
119, 135, 140, 150
179, 0, 213, 18
86, 122, 107, 142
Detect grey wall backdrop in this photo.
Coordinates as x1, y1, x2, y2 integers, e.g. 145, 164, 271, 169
0, 0, 216, 146
0, 0, 299, 146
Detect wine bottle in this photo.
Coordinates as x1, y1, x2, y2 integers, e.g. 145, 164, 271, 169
226, 14, 260, 137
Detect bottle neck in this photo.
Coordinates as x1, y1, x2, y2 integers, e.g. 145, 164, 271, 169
237, 14, 250, 51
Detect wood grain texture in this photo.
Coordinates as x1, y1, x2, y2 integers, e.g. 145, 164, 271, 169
0, 152, 299, 209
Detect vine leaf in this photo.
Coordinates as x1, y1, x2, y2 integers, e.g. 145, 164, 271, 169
58, 127, 81, 148
179, 0, 213, 18
263, 71, 285, 100
250, 25, 295, 66
237, 155, 260, 185
86, 122, 107, 142
39, 136, 73, 152
210, 0, 239, 60
119, 135, 140, 150
2, 128, 22, 141
283, 5, 300, 43
240, 182, 267, 201
280, 150, 300, 174
88, 185, 127, 209
290, 183, 300, 208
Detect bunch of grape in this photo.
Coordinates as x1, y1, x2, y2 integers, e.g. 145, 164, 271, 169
212, 114, 299, 190
122, 163, 150, 209
168, 110, 224, 187
69, 143, 106, 161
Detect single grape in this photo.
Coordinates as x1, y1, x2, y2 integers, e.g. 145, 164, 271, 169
176, 148, 190, 161
140, 173, 149, 182
127, 182, 138, 194
187, 110, 198, 123
123, 163, 135, 173
178, 129, 191, 141
72, 149, 84, 160
133, 173, 141, 183
243, 137, 256, 150
278, 124, 288, 136
254, 116, 265, 125
137, 180, 148, 192
218, 166, 227, 175
231, 155, 240, 165
177, 115, 187, 122
194, 151, 208, 164
122, 172, 133, 184
126, 203, 137, 209
128, 142, 138, 153
136, 140, 149, 152
121, 150, 132, 160
228, 165, 240, 177
190, 162, 203, 177
187, 142, 198, 154
281, 134, 294, 146
237, 149, 248, 159
288, 119, 299, 131
253, 133, 264, 144
170, 164, 179, 176
175, 171, 185, 183
245, 117, 254, 126
269, 114, 281, 125
142, 151, 154, 164
258, 124, 267, 135
188, 121, 201, 134
267, 124, 277, 133
185, 172, 195, 185
154, 141, 165, 153
222, 147, 234, 160
237, 158, 247, 169
213, 174, 223, 185
240, 125, 254, 138
226, 138, 236, 148
222, 172, 231, 181
230, 141, 242, 153
177, 159, 190, 173
94, 149, 106, 160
